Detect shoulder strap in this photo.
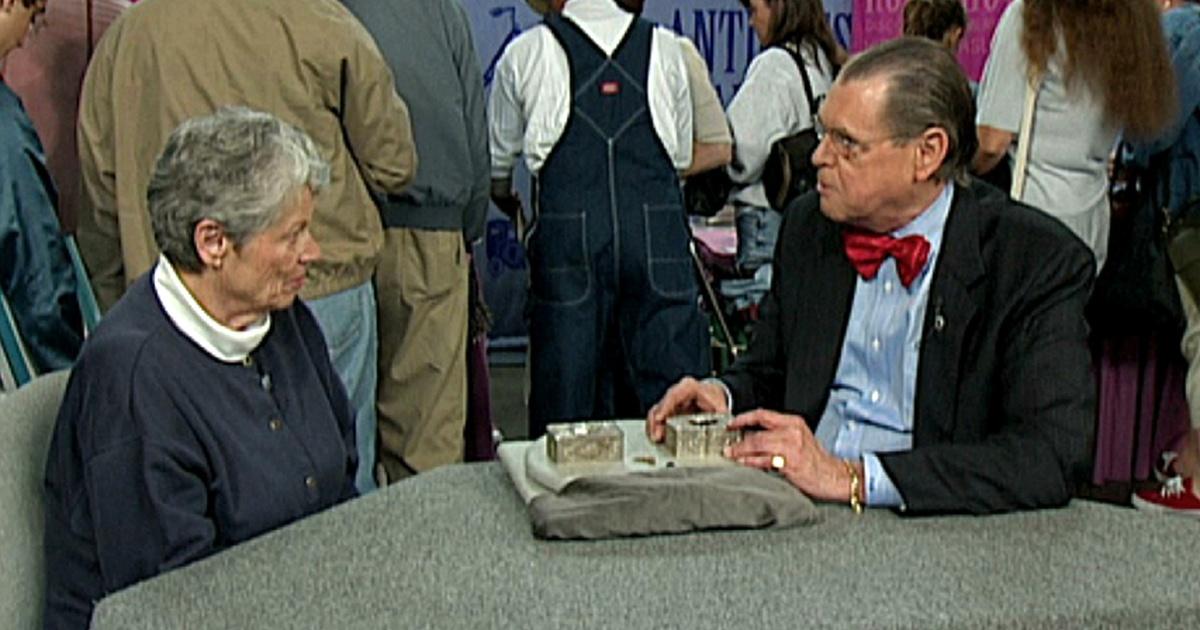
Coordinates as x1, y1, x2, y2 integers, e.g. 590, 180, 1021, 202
542, 13, 574, 52
612, 17, 651, 60
542, 13, 603, 58
1011, 73, 1041, 201
776, 44, 817, 120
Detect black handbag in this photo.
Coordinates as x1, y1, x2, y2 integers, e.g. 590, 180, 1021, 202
1086, 145, 1184, 335
760, 44, 820, 211
683, 166, 734, 217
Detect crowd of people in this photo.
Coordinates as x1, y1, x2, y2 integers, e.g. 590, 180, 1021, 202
1, 0, 1198, 626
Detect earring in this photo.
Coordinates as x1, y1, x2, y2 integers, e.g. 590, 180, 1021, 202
212, 257, 223, 270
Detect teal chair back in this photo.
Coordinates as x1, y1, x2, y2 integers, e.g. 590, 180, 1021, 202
0, 288, 34, 391
64, 235, 101, 336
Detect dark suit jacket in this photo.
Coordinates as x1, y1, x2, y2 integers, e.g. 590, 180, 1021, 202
721, 180, 1097, 515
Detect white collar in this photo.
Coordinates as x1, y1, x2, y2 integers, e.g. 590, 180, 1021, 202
564, 0, 630, 20
153, 255, 271, 363
563, 0, 635, 55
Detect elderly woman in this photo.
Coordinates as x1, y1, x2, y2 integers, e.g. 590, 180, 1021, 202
42, 108, 357, 629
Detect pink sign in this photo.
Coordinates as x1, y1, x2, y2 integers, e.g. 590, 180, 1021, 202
851, 0, 1012, 82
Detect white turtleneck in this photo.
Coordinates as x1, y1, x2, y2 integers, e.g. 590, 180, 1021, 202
152, 255, 271, 363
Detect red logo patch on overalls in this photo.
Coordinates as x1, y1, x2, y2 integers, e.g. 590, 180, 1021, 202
600, 81, 621, 96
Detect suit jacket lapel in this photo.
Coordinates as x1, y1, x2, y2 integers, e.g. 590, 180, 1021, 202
914, 184, 986, 445
792, 212, 857, 429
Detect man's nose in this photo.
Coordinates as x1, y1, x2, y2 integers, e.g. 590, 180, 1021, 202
812, 133, 835, 168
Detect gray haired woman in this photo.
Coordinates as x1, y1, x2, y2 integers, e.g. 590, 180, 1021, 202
42, 108, 357, 630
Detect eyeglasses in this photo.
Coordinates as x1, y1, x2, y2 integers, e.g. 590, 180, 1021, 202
814, 117, 909, 162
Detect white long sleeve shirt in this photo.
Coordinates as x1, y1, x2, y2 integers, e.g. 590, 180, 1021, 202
726, 44, 834, 208
488, 0, 693, 178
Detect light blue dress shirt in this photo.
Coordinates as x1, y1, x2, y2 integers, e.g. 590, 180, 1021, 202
812, 183, 954, 508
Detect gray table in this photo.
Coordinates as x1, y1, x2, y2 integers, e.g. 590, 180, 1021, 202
93, 463, 1200, 629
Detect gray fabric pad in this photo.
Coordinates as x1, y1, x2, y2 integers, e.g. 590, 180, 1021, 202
529, 466, 821, 540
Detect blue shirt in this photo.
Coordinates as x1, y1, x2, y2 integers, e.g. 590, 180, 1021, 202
1129, 5, 1200, 219
813, 183, 954, 507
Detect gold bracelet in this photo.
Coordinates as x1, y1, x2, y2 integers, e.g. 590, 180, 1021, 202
844, 459, 863, 515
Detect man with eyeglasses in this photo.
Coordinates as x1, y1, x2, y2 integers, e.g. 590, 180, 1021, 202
1, 0, 84, 376
647, 37, 1097, 516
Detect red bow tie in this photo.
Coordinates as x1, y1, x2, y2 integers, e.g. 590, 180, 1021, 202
841, 229, 931, 288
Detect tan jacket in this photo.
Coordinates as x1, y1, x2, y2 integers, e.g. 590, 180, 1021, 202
77, 0, 416, 308
679, 37, 731, 146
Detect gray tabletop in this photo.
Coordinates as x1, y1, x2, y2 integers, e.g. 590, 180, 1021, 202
92, 463, 1200, 629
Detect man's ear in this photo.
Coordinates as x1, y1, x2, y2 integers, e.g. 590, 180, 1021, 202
912, 127, 950, 183
193, 219, 230, 270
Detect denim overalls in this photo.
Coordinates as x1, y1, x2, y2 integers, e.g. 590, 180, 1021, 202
526, 15, 709, 436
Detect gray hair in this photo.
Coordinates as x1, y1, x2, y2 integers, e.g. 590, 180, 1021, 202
148, 107, 330, 272
838, 37, 977, 184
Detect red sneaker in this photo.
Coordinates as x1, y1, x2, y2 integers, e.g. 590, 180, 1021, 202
1132, 476, 1200, 518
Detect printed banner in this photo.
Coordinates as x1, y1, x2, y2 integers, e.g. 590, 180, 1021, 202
851, 0, 1011, 81
468, 0, 851, 106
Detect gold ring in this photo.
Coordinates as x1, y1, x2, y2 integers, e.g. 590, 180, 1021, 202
770, 454, 786, 470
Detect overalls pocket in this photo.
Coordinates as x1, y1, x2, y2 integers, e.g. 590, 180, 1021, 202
528, 213, 591, 306
643, 203, 694, 300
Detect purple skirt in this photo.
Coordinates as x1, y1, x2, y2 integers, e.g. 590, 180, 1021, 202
1093, 333, 1191, 484
463, 334, 496, 462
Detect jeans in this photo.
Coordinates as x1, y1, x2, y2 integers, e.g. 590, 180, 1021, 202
734, 203, 783, 273
305, 280, 379, 494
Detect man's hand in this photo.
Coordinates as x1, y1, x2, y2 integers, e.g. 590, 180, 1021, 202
645, 377, 728, 442
492, 192, 523, 224
726, 409, 858, 504
490, 177, 523, 224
